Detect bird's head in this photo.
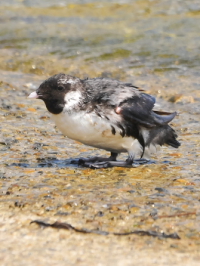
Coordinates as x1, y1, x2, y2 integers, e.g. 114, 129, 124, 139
28, 73, 81, 114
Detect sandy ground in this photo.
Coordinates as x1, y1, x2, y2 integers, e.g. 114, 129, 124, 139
0, 70, 199, 265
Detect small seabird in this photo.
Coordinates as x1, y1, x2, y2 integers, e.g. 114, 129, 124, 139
28, 73, 180, 168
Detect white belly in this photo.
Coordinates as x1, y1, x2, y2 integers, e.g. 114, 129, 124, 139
51, 110, 140, 154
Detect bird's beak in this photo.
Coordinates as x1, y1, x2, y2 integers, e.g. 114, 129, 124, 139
28, 91, 39, 99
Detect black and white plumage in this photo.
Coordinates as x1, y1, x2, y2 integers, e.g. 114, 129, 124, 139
28, 73, 180, 168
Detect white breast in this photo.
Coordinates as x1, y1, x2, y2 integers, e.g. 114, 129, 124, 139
51, 109, 141, 155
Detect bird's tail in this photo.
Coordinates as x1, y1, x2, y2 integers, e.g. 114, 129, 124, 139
146, 125, 180, 147
139, 111, 180, 158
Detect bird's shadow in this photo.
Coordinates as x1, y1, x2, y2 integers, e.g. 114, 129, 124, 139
10, 157, 171, 169
10, 157, 81, 169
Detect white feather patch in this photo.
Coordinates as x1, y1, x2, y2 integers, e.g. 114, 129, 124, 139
140, 127, 150, 143
142, 144, 160, 159
64, 90, 82, 109
51, 110, 141, 155
67, 79, 77, 84
59, 78, 77, 85
153, 103, 160, 109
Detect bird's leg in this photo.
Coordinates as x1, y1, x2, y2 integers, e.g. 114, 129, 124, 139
81, 154, 155, 169
109, 152, 118, 161
82, 153, 132, 169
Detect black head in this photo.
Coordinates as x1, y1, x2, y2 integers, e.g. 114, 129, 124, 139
29, 73, 81, 114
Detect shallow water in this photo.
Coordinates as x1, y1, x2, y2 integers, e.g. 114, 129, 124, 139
0, 1, 200, 265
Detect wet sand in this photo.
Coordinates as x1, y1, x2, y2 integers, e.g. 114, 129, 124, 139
0, 1, 200, 265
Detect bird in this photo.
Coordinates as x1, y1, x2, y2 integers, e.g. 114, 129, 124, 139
28, 73, 180, 168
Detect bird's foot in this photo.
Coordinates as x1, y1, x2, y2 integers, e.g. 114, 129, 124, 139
133, 159, 155, 165
82, 159, 155, 169
81, 161, 129, 169
71, 156, 116, 165
71, 156, 155, 169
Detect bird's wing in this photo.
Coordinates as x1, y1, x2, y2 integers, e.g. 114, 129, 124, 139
116, 92, 157, 127
84, 78, 157, 127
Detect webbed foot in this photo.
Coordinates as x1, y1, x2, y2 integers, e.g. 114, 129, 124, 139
71, 154, 155, 169
82, 159, 155, 169
71, 152, 118, 166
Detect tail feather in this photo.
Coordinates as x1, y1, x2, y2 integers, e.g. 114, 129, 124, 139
148, 125, 180, 148
165, 128, 180, 148
138, 110, 180, 158
139, 124, 180, 157
150, 111, 180, 148
153, 111, 177, 125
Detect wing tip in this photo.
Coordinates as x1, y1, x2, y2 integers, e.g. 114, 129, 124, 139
153, 111, 177, 125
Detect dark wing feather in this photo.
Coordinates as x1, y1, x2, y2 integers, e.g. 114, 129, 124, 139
119, 94, 177, 128
118, 93, 157, 128
82, 77, 180, 150
83, 78, 144, 106
83, 77, 176, 128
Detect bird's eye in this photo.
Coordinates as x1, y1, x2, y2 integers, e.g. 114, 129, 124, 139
57, 86, 64, 91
